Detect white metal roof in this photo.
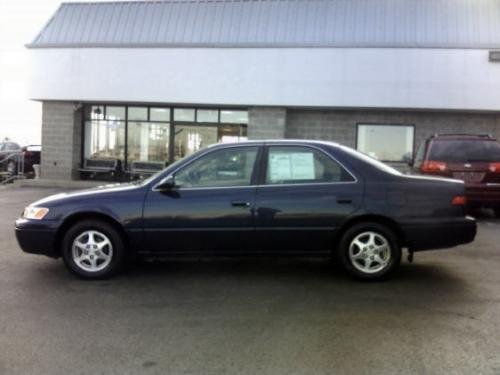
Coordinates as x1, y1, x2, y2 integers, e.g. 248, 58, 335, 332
28, 0, 500, 49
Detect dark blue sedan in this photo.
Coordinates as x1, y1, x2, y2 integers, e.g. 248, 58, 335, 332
15, 140, 476, 280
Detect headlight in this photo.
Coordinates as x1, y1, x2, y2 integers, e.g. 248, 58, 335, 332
23, 206, 50, 220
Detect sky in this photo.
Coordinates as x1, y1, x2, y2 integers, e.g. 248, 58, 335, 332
0, 0, 111, 145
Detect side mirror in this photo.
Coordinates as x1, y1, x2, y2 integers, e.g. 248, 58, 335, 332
155, 175, 176, 191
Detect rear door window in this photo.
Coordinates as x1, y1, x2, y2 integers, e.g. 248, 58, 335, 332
429, 140, 500, 162
264, 146, 355, 185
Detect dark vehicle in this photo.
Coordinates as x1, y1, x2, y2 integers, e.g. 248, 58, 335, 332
411, 134, 500, 217
22, 145, 41, 175
0, 141, 22, 175
15, 140, 476, 280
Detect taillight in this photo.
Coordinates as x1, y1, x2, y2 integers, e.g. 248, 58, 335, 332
421, 161, 447, 173
489, 162, 500, 173
452, 195, 467, 206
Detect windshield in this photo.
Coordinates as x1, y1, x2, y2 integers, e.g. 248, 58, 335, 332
338, 145, 402, 176
429, 140, 500, 162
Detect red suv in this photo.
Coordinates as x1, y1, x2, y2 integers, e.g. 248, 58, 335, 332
411, 134, 500, 217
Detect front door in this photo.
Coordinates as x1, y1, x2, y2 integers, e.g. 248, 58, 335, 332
142, 145, 261, 253
253, 145, 363, 253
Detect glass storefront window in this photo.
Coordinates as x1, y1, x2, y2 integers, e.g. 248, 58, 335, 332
150, 108, 170, 122
197, 109, 218, 123
127, 122, 170, 163
84, 120, 125, 160
85, 105, 105, 120
357, 124, 414, 162
83, 105, 248, 174
128, 107, 148, 121
220, 110, 248, 124
174, 108, 195, 122
105, 106, 125, 121
218, 124, 248, 143
174, 125, 218, 160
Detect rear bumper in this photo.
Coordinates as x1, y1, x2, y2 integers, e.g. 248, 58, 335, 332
401, 216, 477, 252
465, 184, 500, 207
15, 219, 58, 258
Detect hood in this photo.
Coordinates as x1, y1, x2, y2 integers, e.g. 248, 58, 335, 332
31, 182, 142, 207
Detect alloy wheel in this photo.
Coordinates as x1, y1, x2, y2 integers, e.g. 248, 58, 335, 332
348, 231, 392, 274
71, 230, 113, 272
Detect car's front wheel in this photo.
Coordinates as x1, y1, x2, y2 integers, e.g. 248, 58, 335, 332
338, 222, 401, 280
61, 220, 126, 279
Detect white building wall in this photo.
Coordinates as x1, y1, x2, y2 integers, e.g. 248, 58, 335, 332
29, 47, 500, 111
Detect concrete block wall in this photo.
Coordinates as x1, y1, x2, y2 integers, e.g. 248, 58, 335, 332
248, 107, 287, 139
287, 108, 500, 153
41, 101, 82, 180
496, 115, 500, 140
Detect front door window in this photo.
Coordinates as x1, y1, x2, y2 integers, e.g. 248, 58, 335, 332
175, 147, 258, 188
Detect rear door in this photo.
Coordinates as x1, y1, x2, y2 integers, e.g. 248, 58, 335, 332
253, 144, 364, 253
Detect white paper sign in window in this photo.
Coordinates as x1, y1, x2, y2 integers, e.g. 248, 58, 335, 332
268, 152, 315, 182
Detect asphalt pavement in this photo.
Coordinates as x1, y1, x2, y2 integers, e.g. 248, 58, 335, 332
1, 187, 500, 374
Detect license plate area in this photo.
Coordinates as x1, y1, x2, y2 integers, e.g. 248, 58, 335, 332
452, 171, 485, 182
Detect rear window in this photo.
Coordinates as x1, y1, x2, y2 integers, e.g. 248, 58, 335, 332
25, 145, 41, 152
339, 145, 402, 176
428, 140, 500, 162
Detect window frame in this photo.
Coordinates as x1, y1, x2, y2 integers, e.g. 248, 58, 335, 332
355, 123, 415, 163
259, 144, 358, 187
165, 144, 263, 190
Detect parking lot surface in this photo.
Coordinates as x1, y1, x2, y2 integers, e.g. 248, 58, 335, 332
1, 187, 500, 374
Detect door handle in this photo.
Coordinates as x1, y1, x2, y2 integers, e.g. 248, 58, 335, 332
336, 197, 352, 204
231, 201, 251, 207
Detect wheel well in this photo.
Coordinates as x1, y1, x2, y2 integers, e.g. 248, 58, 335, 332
335, 215, 406, 248
55, 212, 129, 256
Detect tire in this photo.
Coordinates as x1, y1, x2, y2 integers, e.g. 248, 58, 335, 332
337, 222, 401, 280
61, 220, 127, 280
494, 208, 500, 219
7, 160, 16, 176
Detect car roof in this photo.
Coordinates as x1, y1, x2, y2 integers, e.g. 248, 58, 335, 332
430, 134, 497, 141
207, 139, 342, 149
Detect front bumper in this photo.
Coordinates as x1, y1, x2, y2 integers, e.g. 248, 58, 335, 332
15, 218, 59, 258
402, 216, 477, 252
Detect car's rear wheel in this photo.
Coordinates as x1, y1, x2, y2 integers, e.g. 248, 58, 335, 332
61, 220, 126, 279
338, 222, 401, 280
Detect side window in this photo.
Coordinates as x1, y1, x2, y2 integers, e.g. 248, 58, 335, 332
175, 147, 258, 188
265, 146, 354, 185
0, 143, 5, 151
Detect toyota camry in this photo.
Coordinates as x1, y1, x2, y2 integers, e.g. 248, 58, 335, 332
15, 140, 476, 280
